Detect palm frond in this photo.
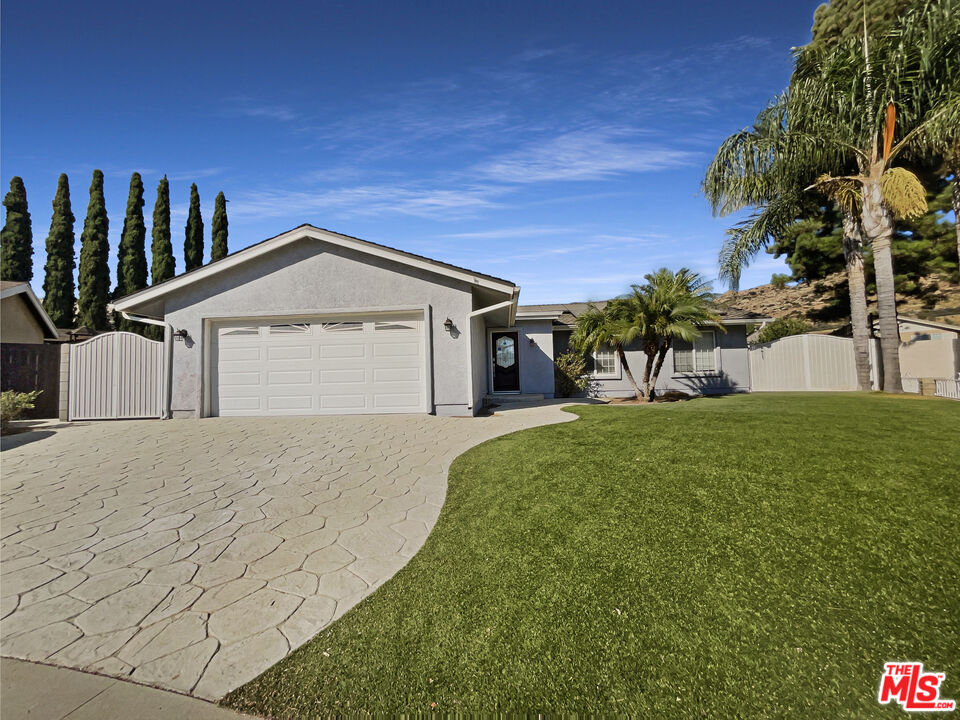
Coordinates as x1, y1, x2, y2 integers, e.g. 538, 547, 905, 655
717, 195, 803, 290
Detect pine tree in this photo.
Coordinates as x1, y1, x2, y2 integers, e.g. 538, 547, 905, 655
115, 172, 148, 333
41, 174, 76, 327
184, 183, 204, 271
151, 176, 174, 283
211, 191, 228, 261
1, 177, 33, 281
77, 170, 111, 331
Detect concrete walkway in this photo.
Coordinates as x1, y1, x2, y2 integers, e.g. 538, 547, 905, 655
1, 403, 580, 700
0, 657, 251, 719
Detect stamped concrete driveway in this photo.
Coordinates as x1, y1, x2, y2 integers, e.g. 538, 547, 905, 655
1, 403, 578, 699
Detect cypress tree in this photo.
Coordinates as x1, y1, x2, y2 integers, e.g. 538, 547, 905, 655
41, 174, 76, 327
114, 172, 148, 333
77, 170, 111, 331
151, 176, 174, 283
184, 183, 204, 271
145, 176, 174, 340
211, 191, 228, 261
1, 177, 33, 281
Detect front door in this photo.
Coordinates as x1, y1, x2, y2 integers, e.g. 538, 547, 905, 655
491, 331, 520, 392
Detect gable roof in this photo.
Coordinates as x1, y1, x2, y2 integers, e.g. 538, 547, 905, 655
517, 300, 771, 326
0, 281, 60, 338
113, 224, 517, 312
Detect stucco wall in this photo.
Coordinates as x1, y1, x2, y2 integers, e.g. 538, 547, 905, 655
899, 337, 960, 379
553, 324, 751, 396
1, 296, 46, 344
160, 239, 476, 417
514, 319, 555, 396
469, 313, 487, 411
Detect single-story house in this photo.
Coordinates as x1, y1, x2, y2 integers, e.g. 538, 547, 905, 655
112, 224, 767, 418
1, 280, 62, 418
0, 280, 59, 344
873, 315, 960, 380
519, 301, 768, 399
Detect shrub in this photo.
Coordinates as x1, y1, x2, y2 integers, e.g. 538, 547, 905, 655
771, 273, 792, 289
554, 351, 588, 397
0, 390, 41, 431
755, 317, 810, 344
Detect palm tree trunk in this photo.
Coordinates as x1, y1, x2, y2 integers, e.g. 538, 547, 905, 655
648, 342, 671, 400
861, 177, 903, 393
640, 349, 656, 400
841, 212, 873, 391
952, 170, 959, 269
617, 346, 642, 400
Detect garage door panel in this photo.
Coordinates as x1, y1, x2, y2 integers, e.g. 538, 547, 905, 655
320, 394, 367, 409
220, 347, 262, 362
219, 371, 261, 386
374, 367, 420, 383
267, 370, 313, 385
267, 345, 312, 361
219, 396, 262, 411
320, 368, 365, 383
373, 342, 420, 358
374, 393, 421, 408
212, 312, 426, 416
320, 343, 366, 359
267, 395, 313, 410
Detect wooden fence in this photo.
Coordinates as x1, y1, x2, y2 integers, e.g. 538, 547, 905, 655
1, 342, 61, 418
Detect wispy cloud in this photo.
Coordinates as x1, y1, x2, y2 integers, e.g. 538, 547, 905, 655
443, 225, 575, 240
226, 183, 505, 221
101, 167, 158, 179
166, 167, 225, 182
476, 129, 698, 183
226, 97, 299, 122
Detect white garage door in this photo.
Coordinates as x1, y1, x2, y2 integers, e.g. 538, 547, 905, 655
211, 312, 427, 416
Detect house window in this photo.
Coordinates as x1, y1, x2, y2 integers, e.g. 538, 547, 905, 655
592, 345, 619, 379
269, 323, 310, 334
374, 321, 418, 332
673, 330, 717, 373
220, 326, 259, 337
319, 321, 363, 332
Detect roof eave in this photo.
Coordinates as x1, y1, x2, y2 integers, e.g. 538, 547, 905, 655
0, 283, 59, 338
113, 225, 517, 312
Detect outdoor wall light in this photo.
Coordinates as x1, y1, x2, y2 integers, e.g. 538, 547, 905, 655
443, 318, 454, 333
529, 337, 536, 346
173, 329, 189, 342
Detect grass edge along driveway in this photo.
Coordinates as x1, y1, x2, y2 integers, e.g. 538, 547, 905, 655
223, 393, 959, 718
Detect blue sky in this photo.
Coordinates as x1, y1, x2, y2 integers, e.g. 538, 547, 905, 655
2, 0, 821, 304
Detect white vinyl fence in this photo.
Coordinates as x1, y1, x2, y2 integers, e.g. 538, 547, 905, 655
69, 332, 164, 420
901, 377, 960, 400
934, 379, 960, 399
749, 334, 881, 392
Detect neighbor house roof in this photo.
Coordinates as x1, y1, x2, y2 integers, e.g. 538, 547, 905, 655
0, 281, 59, 339
871, 315, 960, 335
517, 300, 771, 326
113, 224, 518, 312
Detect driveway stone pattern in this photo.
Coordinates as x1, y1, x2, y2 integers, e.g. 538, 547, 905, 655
1, 404, 577, 699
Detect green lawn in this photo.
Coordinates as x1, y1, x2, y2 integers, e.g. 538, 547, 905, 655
223, 393, 960, 718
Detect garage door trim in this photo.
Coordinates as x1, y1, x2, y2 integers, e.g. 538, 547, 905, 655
201, 304, 433, 416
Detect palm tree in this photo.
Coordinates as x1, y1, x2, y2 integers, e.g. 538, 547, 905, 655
571, 268, 722, 401
784, 0, 959, 392
703, 99, 875, 391
706, 0, 959, 393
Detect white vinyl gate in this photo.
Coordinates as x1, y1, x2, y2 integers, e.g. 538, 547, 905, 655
69, 332, 164, 420
749, 334, 881, 391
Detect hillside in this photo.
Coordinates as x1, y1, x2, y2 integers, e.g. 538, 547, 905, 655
717, 273, 960, 329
